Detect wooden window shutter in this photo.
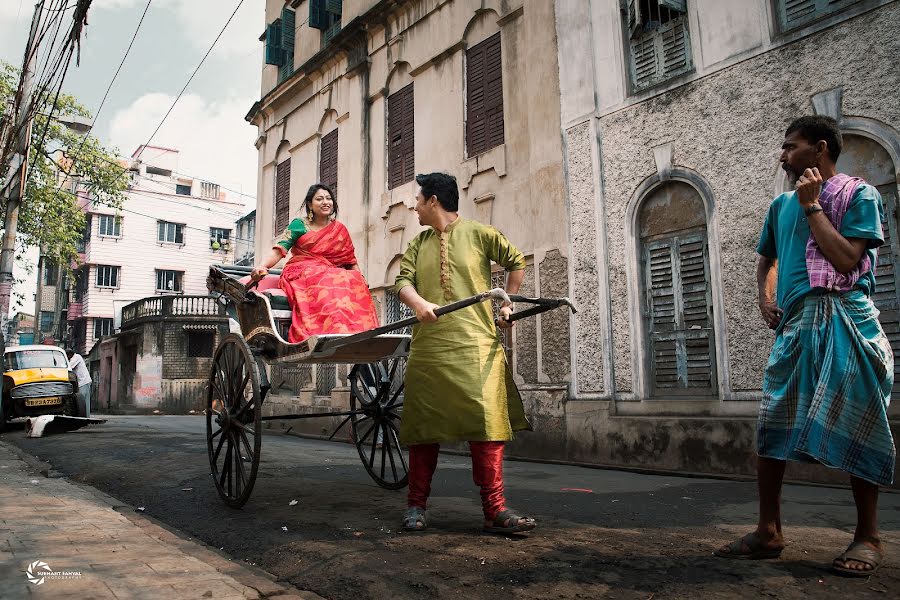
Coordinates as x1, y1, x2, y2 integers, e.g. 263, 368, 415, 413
644, 231, 716, 395
275, 158, 291, 233
265, 21, 283, 66
872, 185, 900, 391
319, 129, 338, 194
279, 8, 295, 83
778, 0, 860, 31
624, 0, 642, 38
630, 35, 658, 89
660, 18, 690, 77
309, 0, 328, 30
659, 0, 687, 12
466, 33, 504, 157
387, 83, 414, 190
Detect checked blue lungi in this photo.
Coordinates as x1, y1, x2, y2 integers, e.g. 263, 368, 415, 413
758, 290, 896, 485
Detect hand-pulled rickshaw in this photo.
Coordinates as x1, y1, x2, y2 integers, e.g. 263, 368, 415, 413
205, 264, 576, 507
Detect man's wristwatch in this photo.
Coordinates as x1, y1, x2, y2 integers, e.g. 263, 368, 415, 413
804, 204, 824, 217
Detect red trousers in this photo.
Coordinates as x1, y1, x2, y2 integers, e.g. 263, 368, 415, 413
407, 441, 506, 521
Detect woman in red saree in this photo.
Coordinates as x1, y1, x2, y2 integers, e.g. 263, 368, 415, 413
250, 184, 379, 342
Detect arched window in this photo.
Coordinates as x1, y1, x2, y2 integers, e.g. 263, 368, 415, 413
836, 133, 900, 391
638, 181, 716, 396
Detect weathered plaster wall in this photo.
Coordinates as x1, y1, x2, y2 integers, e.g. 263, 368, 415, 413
599, 3, 900, 394
565, 122, 605, 394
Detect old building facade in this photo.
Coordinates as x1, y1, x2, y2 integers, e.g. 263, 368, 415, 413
556, 0, 900, 484
248, 0, 570, 425
36, 145, 245, 354
248, 0, 900, 484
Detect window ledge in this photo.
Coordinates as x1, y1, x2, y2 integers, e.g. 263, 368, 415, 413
460, 144, 506, 190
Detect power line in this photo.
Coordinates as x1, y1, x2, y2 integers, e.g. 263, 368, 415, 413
52, 0, 153, 197
133, 0, 246, 161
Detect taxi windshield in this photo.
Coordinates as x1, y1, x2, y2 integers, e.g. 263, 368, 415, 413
4, 349, 68, 371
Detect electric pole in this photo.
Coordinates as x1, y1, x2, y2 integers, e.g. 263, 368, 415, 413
0, 2, 43, 342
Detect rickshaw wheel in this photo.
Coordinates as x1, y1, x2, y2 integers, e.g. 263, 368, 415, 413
206, 333, 263, 508
349, 357, 408, 489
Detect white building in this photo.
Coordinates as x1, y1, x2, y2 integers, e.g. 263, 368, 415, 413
65, 145, 246, 353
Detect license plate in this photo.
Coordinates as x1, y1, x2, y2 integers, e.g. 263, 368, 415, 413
24, 397, 62, 407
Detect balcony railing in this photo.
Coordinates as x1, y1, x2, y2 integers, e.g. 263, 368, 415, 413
121, 295, 224, 329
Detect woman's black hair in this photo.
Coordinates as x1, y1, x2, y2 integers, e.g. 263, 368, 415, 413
303, 183, 338, 220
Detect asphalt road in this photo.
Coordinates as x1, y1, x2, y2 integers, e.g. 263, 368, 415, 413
3, 415, 899, 599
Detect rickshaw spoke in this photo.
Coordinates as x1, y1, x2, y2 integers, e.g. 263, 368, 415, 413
383, 423, 398, 481
367, 428, 378, 469
208, 427, 223, 443
233, 395, 254, 421
387, 424, 408, 473
358, 420, 377, 445
379, 424, 388, 479
213, 427, 228, 463
237, 427, 254, 460
233, 432, 246, 493
385, 385, 404, 409
220, 440, 232, 490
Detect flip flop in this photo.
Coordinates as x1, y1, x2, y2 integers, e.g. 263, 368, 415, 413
403, 506, 427, 531
830, 541, 883, 577
483, 509, 536, 534
714, 532, 784, 560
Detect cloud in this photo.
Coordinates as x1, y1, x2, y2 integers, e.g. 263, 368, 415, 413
108, 91, 258, 211
91, 0, 263, 57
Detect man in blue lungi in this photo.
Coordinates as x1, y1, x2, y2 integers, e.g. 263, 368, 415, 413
715, 116, 895, 576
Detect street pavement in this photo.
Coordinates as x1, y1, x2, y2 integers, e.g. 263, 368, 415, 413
1, 415, 899, 599
0, 433, 322, 599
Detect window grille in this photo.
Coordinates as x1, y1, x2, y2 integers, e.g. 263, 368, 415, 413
210, 228, 231, 249
316, 364, 336, 397
39, 311, 54, 332
98, 214, 122, 237
96, 265, 119, 288
385, 290, 414, 334
490, 270, 512, 361
93, 318, 114, 339
624, 0, 693, 91
186, 330, 215, 357
43, 262, 59, 286
158, 221, 185, 244
156, 270, 183, 293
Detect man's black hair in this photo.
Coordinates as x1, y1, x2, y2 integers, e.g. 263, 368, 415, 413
303, 183, 338, 219
415, 172, 459, 212
785, 115, 842, 162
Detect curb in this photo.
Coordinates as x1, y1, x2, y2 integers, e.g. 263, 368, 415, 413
0, 440, 324, 600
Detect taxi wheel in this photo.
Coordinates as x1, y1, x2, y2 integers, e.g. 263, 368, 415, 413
62, 396, 77, 417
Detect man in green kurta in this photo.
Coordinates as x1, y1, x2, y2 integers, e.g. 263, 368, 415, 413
395, 172, 536, 534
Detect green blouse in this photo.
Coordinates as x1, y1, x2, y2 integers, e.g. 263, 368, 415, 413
274, 218, 309, 256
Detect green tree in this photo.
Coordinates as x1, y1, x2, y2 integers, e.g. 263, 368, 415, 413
1, 60, 128, 270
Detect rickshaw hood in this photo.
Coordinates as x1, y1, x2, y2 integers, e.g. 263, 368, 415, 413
5, 368, 71, 386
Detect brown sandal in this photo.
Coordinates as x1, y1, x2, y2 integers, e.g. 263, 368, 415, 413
714, 533, 783, 560
830, 541, 883, 577
483, 509, 536, 534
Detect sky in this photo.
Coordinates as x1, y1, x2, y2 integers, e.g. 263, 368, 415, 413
1, 0, 265, 316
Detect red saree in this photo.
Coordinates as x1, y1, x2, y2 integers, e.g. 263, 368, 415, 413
277, 221, 379, 342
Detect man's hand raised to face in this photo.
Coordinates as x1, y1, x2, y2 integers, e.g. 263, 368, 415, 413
796, 167, 823, 207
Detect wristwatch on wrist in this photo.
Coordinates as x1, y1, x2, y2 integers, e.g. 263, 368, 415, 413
804, 204, 824, 217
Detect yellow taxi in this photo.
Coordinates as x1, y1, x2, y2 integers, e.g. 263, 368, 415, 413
1, 345, 79, 431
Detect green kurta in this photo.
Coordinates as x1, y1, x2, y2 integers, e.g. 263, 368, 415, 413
395, 217, 530, 444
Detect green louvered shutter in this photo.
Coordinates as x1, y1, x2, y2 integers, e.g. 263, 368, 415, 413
644, 231, 716, 396
778, 0, 861, 31
279, 8, 295, 82
871, 185, 900, 393
264, 21, 283, 66
309, 0, 328, 30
